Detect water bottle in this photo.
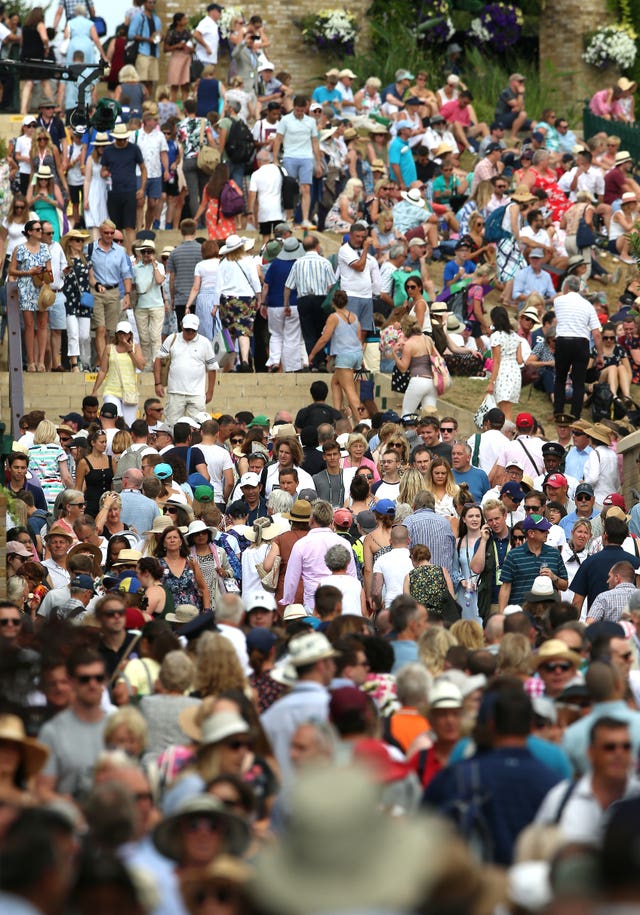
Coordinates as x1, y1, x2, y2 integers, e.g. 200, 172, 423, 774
464, 582, 471, 609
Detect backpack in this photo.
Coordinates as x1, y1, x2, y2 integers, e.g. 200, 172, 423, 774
113, 446, 144, 493
219, 181, 245, 218
224, 118, 255, 165
440, 761, 494, 862
483, 205, 510, 243
278, 166, 300, 211
591, 382, 614, 422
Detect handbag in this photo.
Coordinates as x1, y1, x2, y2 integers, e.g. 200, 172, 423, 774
430, 349, 452, 395
80, 290, 94, 310
197, 118, 221, 175
354, 368, 374, 401
37, 283, 55, 310
255, 555, 281, 592
212, 318, 235, 368
474, 394, 497, 429
576, 205, 597, 249
391, 364, 410, 393
32, 268, 54, 289
213, 546, 240, 595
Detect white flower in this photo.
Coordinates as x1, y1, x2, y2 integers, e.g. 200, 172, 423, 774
583, 25, 637, 70
219, 7, 243, 40
469, 17, 491, 42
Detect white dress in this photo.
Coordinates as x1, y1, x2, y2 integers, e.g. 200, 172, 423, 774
85, 157, 109, 229
490, 330, 522, 404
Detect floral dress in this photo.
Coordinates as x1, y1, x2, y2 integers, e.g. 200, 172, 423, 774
160, 558, 203, 611
15, 242, 50, 312
63, 256, 92, 318
620, 333, 640, 384
408, 565, 449, 616
590, 341, 627, 369
203, 185, 241, 240
490, 329, 522, 404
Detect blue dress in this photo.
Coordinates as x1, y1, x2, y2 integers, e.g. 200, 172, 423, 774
456, 536, 482, 623
66, 15, 97, 65
15, 242, 50, 312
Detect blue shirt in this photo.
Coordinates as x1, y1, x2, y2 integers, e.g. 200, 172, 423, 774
391, 639, 419, 673
443, 259, 476, 285
450, 734, 572, 781
261, 680, 330, 781
128, 11, 162, 57
101, 142, 144, 193
388, 135, 416, 187
453, 466, 490, 502
568, 545, 640, 605
513, 264, 556, 301
120, 488, 160, 532
564, 445, 593, 482
558, 508, 598, 537
312, 85, 342, 114
91, 241, 133, 286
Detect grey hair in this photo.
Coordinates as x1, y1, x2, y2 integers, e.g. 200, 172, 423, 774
562, 275, 582, 294
294, 719, 339, 760
74, 3, 88, 15
532, 149, 548, 165
413, 491, 435, 510
257, 148, 273, 162
324, 543, 352, 571
452, 441, 472, 455
268, 489, 294, 514
159, 650, 194, 693
217, 592, 245, 624
227, 99, 242, 113
389, 243, 407, 260
395, 662, 433, 706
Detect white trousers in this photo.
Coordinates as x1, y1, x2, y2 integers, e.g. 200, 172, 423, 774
402, 376, 437, 414
266, 307, 305, 372
66, 314, 91, 365
103, 394, 138, 427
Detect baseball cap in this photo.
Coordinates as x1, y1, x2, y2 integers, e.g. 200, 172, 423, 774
226, 500, 249, 518
154, 463, 173, 480
115, 320, 133, 335
396, 119, 415, 131
603, 493, 627, 509
69, 574, 96, 593
246, 627, 278, 654
545, 473, 568, 488
395, 68, 414, 81
100, 403, 118, 418
529, 248, 545, 258
355, 510, 376, 533
380, 410, 401, 423
329, 687, 369, 723
182, 314, 199, 330
575, 482, 595, 498
522, 513, 552, 532
500, 482, 525, 502
505, 459, 524, 471
375, 499, 396, 516
247, 592, 277, 612
485, 142, 502, 154
194, 484, 214, 503
515, 412, 535, 429
240, 472, 261, 488
154, 423, 173, 436
334, 508, 353, 529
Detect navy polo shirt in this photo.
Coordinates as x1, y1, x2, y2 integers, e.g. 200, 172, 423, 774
568, 545, 640, 606
101, 142, 144, 193
500, 543, 567, 605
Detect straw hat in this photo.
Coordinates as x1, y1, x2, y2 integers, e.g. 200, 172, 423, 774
63, 228, 90, 242
92, 132, 111, 147
66, 542, 103, 577
511, 184, 537, 203
587, 423, 614, 446
446, 313, 465, 334
243, 517, 287, 543
433, 142, 453, 158
219, 234, 255, 255
44, 524, 74, 543
0, 715, 49, 777
165, 604, 200, 624
111, 123, 131, 140
142, 515, 174, 536
153, 796, 250, 861
271, 422, 298, 439
618, 77, 637, 93
533, 638, 581, 669
282, 499, 311, 523
35, 165, 53, 181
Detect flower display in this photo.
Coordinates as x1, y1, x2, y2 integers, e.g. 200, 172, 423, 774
218, 7, 244, 40
299, 8, 358, 55
583, 24, 637, 71
379, 325, 406, 358
467, 3, 524, 52
416, 0, 455, 44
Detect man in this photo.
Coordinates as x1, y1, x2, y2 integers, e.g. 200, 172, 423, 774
162, 420, 207, 475
55, 574, 96, 622
451, 442, 490, 502
554, 117, 580, 155
313, 440, 348, 508
494, 73, 532, 142
440, 89, 488, 153
472, 499, 512, 613
404, 491, 456, 578
439, 417, 458, 446
272, 95, 322, 228
4, 451, 48, 511
198, 419, 235, 509
467, 407, 509, 475
127, 0, 163, 93
94, 593, 138, 678
151, 422, 173, 455
482, 458, 526, 506
247, 149, 283, 241
499, 481, 526, 528
542, 473, 574, 518
512, 249, 555, 305
239, 472, 268, 523
284, 235, 335, 371
40, 656, 74, 721
388, 120, 417, 190
112, 419, 157, 491
261, 631, 338, 780
136, 111, 170, 230
335, 67, 357, 117
559, 482, 598, 538
101, 125, 147, 251
42, 524, 73, 589
166, 219, 203, 328
554, 275, 604, 419
409, 681, 464, 787
387, 663, 431, 752
337, 221, 380, 340
252, 100, 282, 152
499, 513, 568, 610
389, 595, 428, 673
282, 500, 357, 610
587, 562, 638, 624
312, 69, 342, 114
295, 380, 342, 429
331, 637, 370, 689
371, 451, 401, 501
372, 524, 413, 611
571, 516, 639, 615
382, 68, 413, 111
558, 149, 605, 203
470, 142, 503, 194
119, 467, 159, 533
533, 441, 575, 492
417, 415, 452, 464
498, 412, 545, 480
603, 150, 638, 207
192, 2, 222, 73
91, 219, 134, 364
245, 592, 277, 630
37, 553, 98, 622
38, 647, 108, 800
565, 419, 593, 481
154, 314, 218, 427
143, 398, 165, 430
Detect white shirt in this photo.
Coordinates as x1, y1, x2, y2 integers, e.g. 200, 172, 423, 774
373, 547, 413, 607
467, 428, 510, 475
264, 461, 314, 496
536, 774, 640, 844
14, 135, 33, 175
499, 435, 546, 479
319, 573, 363, 615
194, 14, 219, 64
48, 240, 67, 290
42, 558, 70, 589
276, 111, 318, 159
157, 332, 219, 395
374, 480, 401, 501
217, 256, 261, 298
519, 226, 550, 250
558, 165, 605, 202
199, 442, 233, 502
194, 258, 219, 298
337, 242, 380, 297
336, 80, 356, 116
583, 445, 620, 505
135, 126, 168, 179
217, 623, 250, 674
249, 163, 284, 223
554, 291, 601, 340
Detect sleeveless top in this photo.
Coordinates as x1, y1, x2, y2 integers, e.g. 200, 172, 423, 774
21, 25, 45, 60
330, 311, 362, 355
197, 78, 221, 118
104, 345, 137, 398
408, 565, 449, 614
409, 353, 432, 378
83, 455, 115, 517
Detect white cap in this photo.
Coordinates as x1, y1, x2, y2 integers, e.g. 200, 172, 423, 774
247, 591, 277, 612
175, 415, 200, 428
240, 472, 261, 487
505, 459, 525, 471
182, 314, 200, 330
115, 320, 133, 335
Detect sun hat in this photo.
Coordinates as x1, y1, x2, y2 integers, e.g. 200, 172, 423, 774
185, 519, 214, 543
621, 192, 637, 205
320, 126, 337, 142
400, 188, 426, 208
93, 132, 111, 147
446, 313, 465, 333
618, 77, 637, 93
66, 542, 103, 576
369, 123, 388, 134
283, 603, 308, 622
154, 463, 174, 480
371, 158, 386, 171
63, 228, 91, 242
343, 127, 358, 141
111, 548, 142, 567
511, 184, 537, 203
271, 422, 298, 439
533, 639, 581, 669
182, 314, 200, 330
111, 123, 130, 140
165, 604, 200, 624
6, 540, 33, 558
161, 245, 174, 257
522, 575, 560, 603
395, 68, 414, 80
35, 165, 53, 181
244, 518, 286, 542
429, 680, 463, 709
587, 423, 614, 446
153, 795, 250, 860
44, 524, 74, 542
430, 301, 449, 316
247, 591, 277, 612
615, 150, 632, 166
282, 499, 311, 523
141, 515, 174, 538
339, 68, 357, 79
288, 632, 338, 667
219, 234, 255, 255
521, 513, 552, 532
276, 237, 303, 261
0, 715, 49, 777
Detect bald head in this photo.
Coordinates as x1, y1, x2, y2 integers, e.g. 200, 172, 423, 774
485, 614, 505, 645
122, 468, 143, 490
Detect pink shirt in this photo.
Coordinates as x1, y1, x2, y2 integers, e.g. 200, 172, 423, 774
440, 99, 471, 126
281, 526, 358, 609
343, 455, 380, 482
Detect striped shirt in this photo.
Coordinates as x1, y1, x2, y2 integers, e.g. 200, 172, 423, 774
285, 251, 335, 296
403, 508, 457, 580
500, 543, 568, 604
587, 582, 637, 622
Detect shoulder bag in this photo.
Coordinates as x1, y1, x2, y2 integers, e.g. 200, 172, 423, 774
576, 204, 596, 249
255, 555, 281, 592
197, 118, 221, 175
430, 347, 452, 395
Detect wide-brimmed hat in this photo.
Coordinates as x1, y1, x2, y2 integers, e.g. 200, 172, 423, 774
433, 142, 453, 159
44, 524, 74, 542
35, 165, 53, 181
283, 603, 308, 621
369, 123, 388, 134
276, 237, 303, 261
165, 604, 200, 624
587, 422, 614, 446
533, 638, 581, 669
615, 150, 632, 166
0, 715, 49, 777
63, 228, 91, 242
111, 548, 142, 567
618, 77, 638, 93
430, 301, 449, 316
153, 795, 250, 860
185, 519, 214, 543
66, 542, 103, 577
142, 515, 174, 536
219, 234, 255, 255
244, 518, 287, 542
288, 631, 338, 667
523, 575, 560, 603
271, 422, 298, 439
371, 158, 386, 171
282, 499, 311, 523
339, 68, 357, 79
92, 132, 111, 147
253, 767, 440, 914
319, 126, 337, 142
400, 188, 426, 208
180, 856, 253, 910
446, 313, 465, 333
111, 123, 131, 140
511, 184, 537, 203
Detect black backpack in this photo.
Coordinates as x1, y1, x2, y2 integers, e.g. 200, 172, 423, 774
225, 118, 255, 165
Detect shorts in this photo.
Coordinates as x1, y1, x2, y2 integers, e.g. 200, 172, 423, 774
137, 176, 162, 200
497, 110, 532, 131
48, 291, 66, 330
259, 220, 280, 237
163, 176, 180, 197
282, 156, 313, 186
608, 238, 621, 254
345, 294, 373, 332
92, 287, 121, 333
107, 190, 137, 230
69, 184, 83, 204
135, 54, 159, 82
334, 348, 363, 369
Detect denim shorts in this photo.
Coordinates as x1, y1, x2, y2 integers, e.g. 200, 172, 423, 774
334, 348, 363, 370
137, 176, 163, 199
48, 292, 67, 330
282, 156, 313, 186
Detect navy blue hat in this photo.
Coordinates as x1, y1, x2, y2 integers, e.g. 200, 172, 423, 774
60, 411, 84, 426
500, 481, 525, 503
69, 574, 95, 593
246, 627, 278, 654
584, 620, 625, 643
380, 410, 401, 424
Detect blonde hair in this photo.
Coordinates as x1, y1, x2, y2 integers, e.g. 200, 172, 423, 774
399, 467, 426, 506
194, 632, 248, 697
119, 64, 140, 83
112, 430, 132, 455
497, 633, 532, 676
474, 179, 493, 211
419, 627, 458, 676
33, 419, 58, 445
524, 292, 544, 314
606, 135, 621, 147
104, 706, 148, 752
400, 313, 422, 338
343, 177, 363, 200
202, 64, 217, 78
365, 76, 381, 91
426, 457, 459, 498
450, 619, 484, 650
347, 432, 368, 452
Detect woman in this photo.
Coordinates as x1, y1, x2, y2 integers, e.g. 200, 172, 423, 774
408, 71, 439, 117
608, 192, 638, 264
217, 234, 262, 372
155, 524, 209, 612
0, 714, 49, 806
20, 7, 50, 115
194, 163, 240, 241
0, 195, 34, 278
593, 322, 632, 401
193, 637, 248, 700
177, 98, 216, 218
496, 185, 535, 305
343, 432, 380, 481
355, 76, 382, 117
105, 24, 127, 95
531, 150, 571, 222
403, 544, 456, 618
61, 228, 93, 372
240, 517, 283, 601
370, 211, 396, 261
513, 150, 536, 190
66, 4, 107, 67
196, 64, 225, 118
367, 125, 390, 169
261, 498, 310, 609
104, 533, 131, 570
164, 12, 193, 102
28, 420, 73, 508
398, 467, 427, 508
403, 275, 433, 333
325, 177, 364, 233
455, 502, 484, 623
392, 313, 438, 415
561, 520, 592, 603
186, 519, 234, 612
560, 190, 600, 280
345, 471, 374, 515
91, 319, 145, 426
425, 457, 459, 519
308, 289, 363, 422
137, 556, 174, 618
53, 489, 85, 541
263, 237, 304, 373
185, 239, 219, 342
247, 628, 283, 714
467, 211, 496, 265
583, 424, 620, 505
74, 427, 115, 518
362, 502, 395, 603
9, 122, 36, 197
26, 165, 64, 242
83, 132, 111, 239
487, 305, 523, 421
9, 219, 51, 373
114, 64, 147, 115
30, 132, 68, 201
456, 179, 493, 238
96, 493, 134, 542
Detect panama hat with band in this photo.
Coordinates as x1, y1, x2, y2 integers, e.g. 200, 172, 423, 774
400, 188, 426, 208
44, 524, 74, 543
153, 795, 250, 860
0, 715, 49, 777
533, 638, 581, 669
35, 165, 53, 181
219, 234, 255, 255
165, 604, 200, 625
511, 185, 537, 203
92, 132, 111, 147
111, 123, 131, 140
282, 499, 311, 523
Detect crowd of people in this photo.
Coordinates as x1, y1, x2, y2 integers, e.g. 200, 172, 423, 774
4, 3, 640, 915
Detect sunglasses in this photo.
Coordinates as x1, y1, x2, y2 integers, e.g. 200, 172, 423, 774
224, 739, 251, 750
524, 505, 540, 512
540, 661, 572, 674
101, 609, 126, 618
576, 494, 593, 501
59, 436, 72, 443
76, 673, 106, 683
603, 336, 615, 341
71, 501, 86, 507
14, 205, 25, 210
41, 230, 53, 236
359, 473, 374, 480
513, 535, 525, 543
164, 506, 179, 514
602, 741, 632, 752
230, 437, 244, 444
405, 283, 419, 289
0, 618, 22, 627
440, 427, 455, 433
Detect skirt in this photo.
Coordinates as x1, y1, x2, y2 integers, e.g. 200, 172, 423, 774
195, 290, 217, 340
219, 294, 257, 338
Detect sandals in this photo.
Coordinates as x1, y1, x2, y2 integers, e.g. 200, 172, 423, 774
27, 363, 36, 373
36, 363, 46, 373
